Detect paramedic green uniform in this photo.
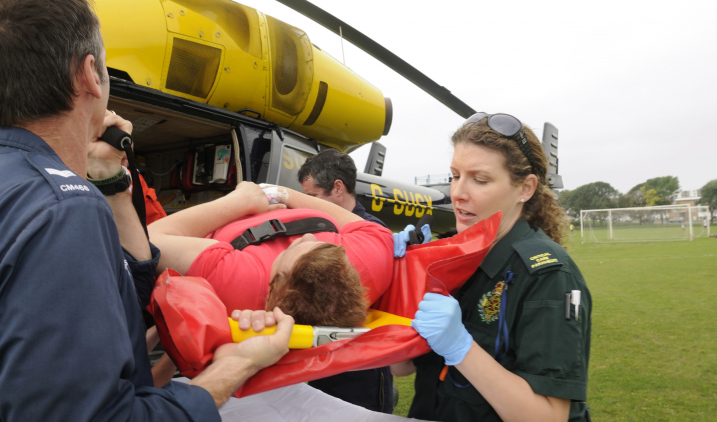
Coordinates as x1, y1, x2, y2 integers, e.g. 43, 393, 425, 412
408, 218, 592, 422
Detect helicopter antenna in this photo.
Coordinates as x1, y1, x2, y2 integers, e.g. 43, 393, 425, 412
275, 0, 476, 118
339, 26, 345, 65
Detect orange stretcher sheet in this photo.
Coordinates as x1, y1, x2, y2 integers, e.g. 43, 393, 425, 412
150, 213, 500, 397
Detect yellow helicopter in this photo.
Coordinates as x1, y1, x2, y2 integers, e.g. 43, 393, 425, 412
95, 0, 403, 152
94, 0, 561, 235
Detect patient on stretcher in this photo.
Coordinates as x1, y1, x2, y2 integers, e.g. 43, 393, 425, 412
149, 183, 496, 394
148, 182, 393, 327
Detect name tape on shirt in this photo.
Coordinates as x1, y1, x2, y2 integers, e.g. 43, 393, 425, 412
513, 237, 563, 274
60, 184, 90, 192
528, 252, 560, 269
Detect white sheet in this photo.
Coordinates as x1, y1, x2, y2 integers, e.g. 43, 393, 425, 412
175, 378, 424, 422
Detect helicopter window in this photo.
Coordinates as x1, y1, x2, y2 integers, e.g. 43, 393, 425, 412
277, 146, 314, 191
256, 151, 271, 185
165, 37, 222, 99
240, 126, 272, 184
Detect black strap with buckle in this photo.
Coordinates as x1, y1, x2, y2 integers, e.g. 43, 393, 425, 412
230, 217, 338, 251
99, 126, 148, 239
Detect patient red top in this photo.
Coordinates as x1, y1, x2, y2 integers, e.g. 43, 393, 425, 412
185, 209, 394, 313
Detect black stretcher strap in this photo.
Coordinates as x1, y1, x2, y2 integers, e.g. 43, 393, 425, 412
230, 217, 338, 251
100, 126, 148, 238
408, 214, 435, 245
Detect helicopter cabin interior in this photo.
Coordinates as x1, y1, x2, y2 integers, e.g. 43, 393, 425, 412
108, 78, 320, 214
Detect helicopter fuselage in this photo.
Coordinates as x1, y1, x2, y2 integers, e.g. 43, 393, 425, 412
108, 77, 456, 235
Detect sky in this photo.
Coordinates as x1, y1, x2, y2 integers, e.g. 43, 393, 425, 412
237, 0, 717, 194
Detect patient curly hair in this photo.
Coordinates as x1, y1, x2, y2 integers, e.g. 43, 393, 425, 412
265, 243, 368, 327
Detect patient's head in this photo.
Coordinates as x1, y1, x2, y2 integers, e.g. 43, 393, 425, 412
266, 235, 367, 327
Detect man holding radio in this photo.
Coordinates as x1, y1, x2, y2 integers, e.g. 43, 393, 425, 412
0, 1, 292, 421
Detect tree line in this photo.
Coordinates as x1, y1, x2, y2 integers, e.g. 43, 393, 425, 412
559, 176, 717, 222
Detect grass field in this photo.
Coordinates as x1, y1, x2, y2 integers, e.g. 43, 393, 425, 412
392, 229, 717, 420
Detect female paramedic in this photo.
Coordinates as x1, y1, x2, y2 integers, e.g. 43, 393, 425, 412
392, 113, 592, 422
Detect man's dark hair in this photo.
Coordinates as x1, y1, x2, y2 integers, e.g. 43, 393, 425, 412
0, 0, 106, 126
297, 149, 357, 195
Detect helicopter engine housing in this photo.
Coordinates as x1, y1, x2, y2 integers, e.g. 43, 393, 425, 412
95, 0, 391, 152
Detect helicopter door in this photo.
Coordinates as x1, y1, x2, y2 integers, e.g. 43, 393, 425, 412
235, 124, 274, 184
276, 143, 315, 191
237, 120, 318, 188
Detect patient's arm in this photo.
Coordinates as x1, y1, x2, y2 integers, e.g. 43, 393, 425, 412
145, 326, 160, 353
148, 182, 276, 274
150, 182, 271, 238
281, 188, 362, 228
151, 353, 177, 388
391, 360, 417, 377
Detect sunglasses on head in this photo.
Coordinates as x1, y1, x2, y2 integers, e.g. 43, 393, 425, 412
464, 112, 536, 174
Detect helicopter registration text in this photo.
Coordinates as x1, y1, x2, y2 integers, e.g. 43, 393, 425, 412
370, 184, 432, 218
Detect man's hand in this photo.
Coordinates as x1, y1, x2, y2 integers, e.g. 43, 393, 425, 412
213, 307, 293, 370
189, 308, 294, 407
87, 110, 133, 179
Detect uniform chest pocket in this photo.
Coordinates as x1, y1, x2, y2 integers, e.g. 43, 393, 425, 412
516, 300, 585, 378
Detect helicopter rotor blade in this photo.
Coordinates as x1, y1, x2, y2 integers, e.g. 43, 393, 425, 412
275, 0, 477, 119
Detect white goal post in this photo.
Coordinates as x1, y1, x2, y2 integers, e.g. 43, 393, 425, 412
690, 205, 712, 238
579, 204, 709, 244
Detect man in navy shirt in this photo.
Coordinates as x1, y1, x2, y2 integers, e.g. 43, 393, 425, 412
297, 149, 394, 413
298, 149, 388, 229
0, 1, 293, 421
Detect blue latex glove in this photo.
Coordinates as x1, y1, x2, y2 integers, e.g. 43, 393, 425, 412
393, 224, 414, 258
411, 293, 473, 366
392, 224, 432, 258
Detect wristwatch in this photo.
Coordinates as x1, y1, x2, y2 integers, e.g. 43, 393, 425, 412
88, 167, 132, 196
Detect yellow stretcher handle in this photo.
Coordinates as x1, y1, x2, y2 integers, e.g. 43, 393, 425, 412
363, 309, 413, 329
227, 317, 314, 349
226, 309, 412, 350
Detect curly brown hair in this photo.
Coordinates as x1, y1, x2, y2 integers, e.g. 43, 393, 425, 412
451, 118, 568, 245
265, 243, 368, 327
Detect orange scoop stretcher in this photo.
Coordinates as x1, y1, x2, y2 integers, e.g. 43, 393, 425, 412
150, 213, 499, 398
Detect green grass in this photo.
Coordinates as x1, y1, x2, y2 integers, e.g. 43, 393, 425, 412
393, 233, 717, 420
394, 373, 415, 416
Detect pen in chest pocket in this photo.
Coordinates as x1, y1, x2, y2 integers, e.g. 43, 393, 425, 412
571, 290, 581, 321
565, 290, 581, 321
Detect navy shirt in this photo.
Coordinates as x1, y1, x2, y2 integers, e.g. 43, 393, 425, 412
352, 200, 388, 228
0, 127, 219, 422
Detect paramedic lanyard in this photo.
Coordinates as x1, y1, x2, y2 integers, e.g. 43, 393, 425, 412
446, 271, 514, 389
494, 271, 514, 363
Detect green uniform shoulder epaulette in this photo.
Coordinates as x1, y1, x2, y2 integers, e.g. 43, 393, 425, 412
512, 235, 564, 275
